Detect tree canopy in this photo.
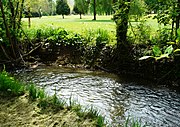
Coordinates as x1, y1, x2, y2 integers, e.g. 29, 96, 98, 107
73, 0, 89, 19
56, 0, 70, 19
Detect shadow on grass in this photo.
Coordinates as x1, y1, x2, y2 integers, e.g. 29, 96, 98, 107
76, 19, 114, 23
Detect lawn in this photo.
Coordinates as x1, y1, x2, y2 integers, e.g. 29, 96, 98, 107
22, 15, 161, 45
22, 15, 116, 34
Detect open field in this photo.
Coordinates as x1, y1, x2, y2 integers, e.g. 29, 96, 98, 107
22, 15, 162, 32
22, 15, 164, 45
22, 15, 116, 34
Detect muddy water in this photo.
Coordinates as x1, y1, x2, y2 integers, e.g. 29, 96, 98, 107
15, 66, 180, 127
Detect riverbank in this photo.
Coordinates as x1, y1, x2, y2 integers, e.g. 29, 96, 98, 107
0, 93, 97, 127
0, 71, 105, 127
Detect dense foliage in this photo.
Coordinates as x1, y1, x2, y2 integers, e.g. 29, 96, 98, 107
73, 0, 89, 19
0, 0, 25, 66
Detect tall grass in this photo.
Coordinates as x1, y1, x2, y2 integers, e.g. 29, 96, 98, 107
125, 116, 147, 127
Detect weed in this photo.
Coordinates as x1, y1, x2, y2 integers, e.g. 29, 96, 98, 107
37, 88, 46, 99
28, 83, 38, 100
28, 83, 46, 100
124, 116, 147, 127
0, 71, 24, 95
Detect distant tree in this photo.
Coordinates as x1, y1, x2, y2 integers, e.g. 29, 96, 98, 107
73, 0, 89, 19
56, 0, 70, 19
144, 0, 158, 13
129, 0, 146, 21
48, 0, 53, 15
93, 0, 97, 20
96, 0, 114, 15
152, 0, 180, 37
24, 0, 55, 17
89, 0, 115, 18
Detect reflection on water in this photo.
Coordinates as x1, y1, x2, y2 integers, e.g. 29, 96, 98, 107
15, 66, 180, 127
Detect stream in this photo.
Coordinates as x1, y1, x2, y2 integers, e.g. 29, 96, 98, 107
15, 66, 180, 127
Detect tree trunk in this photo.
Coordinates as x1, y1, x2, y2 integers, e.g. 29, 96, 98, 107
116, 0, 130, 48
62, 15, 64, 19
18, 0, 24, 29
93, 0, 96, 20
80, 13, 82, 19
28, 6, 31, 28
0, 0, 16, 60
176, 0, 180, 36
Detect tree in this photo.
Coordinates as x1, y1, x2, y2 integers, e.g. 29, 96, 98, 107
96, 0, 114, 15
73, 0, 89, 19
24, 0, 56, 17
113, 0, 131, 47
56, 0, 70, 19
144, 0, 158, 13
89, 0, 115, 19
152, 0, 180, 37
129, 0, 146, 21
93, 0, 96, 20
0, 0, 26, 66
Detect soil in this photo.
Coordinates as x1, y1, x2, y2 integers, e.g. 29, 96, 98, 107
0, 93, 96, 127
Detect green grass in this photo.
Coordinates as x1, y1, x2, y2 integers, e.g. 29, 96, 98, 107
0, 70, 24, 95
22, 15, 117, 45
22, 15, 164, 45
22, 15, 115, 34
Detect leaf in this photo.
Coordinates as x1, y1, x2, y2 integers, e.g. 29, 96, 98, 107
164, 45, 173, 55
177, 28, 180, 37
155, 54, 169, 60
174, 49, 180, 53
139, 56, 154, 61
166, 42, 175, 45
152, 45, 162, 57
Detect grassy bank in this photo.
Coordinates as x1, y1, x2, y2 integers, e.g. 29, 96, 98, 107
0, 70, 105, 127
0, 70, 146, 127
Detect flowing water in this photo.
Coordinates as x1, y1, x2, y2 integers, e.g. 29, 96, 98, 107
15, 66, 180, 127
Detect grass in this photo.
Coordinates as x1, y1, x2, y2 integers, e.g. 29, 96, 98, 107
22, 15, 115, 35
22, 15, 117, 45
0, 70, 24, 95
22, 15, 165, 45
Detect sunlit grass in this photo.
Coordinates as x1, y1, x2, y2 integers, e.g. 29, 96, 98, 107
22, 15, 115, 34
22, 15, 163, 45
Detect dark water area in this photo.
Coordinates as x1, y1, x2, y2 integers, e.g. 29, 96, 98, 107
15, 66, 180, 127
